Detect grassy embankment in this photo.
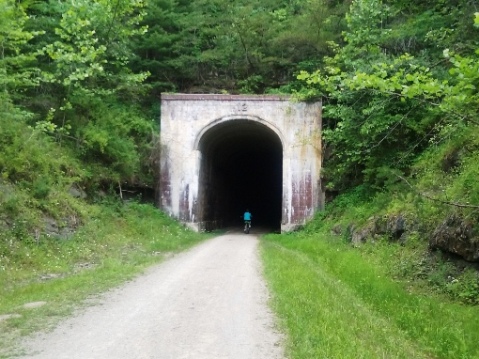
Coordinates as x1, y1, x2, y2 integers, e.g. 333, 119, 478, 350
262, 231, 479, 359
0, 202, 210, 358
262, 124, 479, 359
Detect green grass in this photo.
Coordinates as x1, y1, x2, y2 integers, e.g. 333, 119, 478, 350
261, 232, 479, 359
0, 201, 211, 358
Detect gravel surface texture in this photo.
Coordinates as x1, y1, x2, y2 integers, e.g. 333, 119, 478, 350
16, 233, 285, 359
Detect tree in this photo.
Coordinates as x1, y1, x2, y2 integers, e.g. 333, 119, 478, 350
297, 0, 479, 192
24, 0, 155, 184
132, 0, 350, 94
0, 0, 39, 98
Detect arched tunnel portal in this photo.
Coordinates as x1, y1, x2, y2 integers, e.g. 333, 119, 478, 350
158, 94, 322, 233
197, 119, 283, 231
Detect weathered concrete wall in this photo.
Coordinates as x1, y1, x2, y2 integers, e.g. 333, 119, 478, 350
159, 94, 322, 232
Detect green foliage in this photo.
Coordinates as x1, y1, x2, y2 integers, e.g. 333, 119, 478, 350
31, 177, 51, 200
300, 118, 479, 304
445, 268, 479, 305
65, 96, 156, 183
0, 100, 87, 241
410, 123, 479, 226
238, 75, 264, 94
32, 0, 150, 118
4, 0, 157, 191
297, 0, 479, 192
38, 0, 148, 91
323, 185, 372, 215
131, 0, 349, 95
0, 112, 81, 186
0, 0, 41, 93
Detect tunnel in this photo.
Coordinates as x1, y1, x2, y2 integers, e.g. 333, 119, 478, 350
197, 119, 283, 232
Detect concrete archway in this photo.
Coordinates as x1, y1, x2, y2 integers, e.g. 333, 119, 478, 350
158, 94, 322, 232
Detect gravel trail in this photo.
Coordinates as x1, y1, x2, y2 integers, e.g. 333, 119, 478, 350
17, 233, 284, 359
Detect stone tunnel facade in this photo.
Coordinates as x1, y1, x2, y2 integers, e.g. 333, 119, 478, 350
158, 94, 322, 232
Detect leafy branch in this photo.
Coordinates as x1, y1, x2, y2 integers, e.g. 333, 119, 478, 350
397, 175, 479, 210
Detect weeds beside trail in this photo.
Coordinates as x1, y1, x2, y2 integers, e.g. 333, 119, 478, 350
261, 233, 479, 359
0, 202, 211, 358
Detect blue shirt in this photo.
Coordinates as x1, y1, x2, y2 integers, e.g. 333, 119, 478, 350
244, 212, 252, 221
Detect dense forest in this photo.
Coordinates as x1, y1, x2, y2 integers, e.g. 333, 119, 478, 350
2, 0, 479, 302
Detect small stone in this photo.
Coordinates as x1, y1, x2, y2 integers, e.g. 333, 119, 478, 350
40, 273, 61, 281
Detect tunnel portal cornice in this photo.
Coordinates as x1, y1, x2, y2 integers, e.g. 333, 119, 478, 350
161, 94, 290, 102
159, 93, 323, 232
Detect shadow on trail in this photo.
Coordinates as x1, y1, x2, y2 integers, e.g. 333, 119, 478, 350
218, 226, 280, 236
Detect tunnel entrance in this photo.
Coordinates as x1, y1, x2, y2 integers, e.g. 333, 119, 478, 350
159, 94, 322, 232
198, 120, 282, 232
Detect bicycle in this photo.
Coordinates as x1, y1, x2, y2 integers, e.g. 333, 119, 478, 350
244, 220, 251, 234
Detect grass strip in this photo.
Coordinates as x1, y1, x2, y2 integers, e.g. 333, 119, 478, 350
261, 233, 479, 359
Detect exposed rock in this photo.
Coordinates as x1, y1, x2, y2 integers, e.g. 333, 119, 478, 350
350, 224, 374, 246
69, 185, 87, 199
372, 216, 388, 235
44, 217, 59, 236
430, 215, 479, 262
331, 224, 342, 236
345, 212, 479, 263
386, 215, 406, 240
348, 214, 417, 245
43, 215, 79, 239
374, 214, 416, 241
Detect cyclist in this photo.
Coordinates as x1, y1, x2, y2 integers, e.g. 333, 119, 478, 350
243, 209, 252, 233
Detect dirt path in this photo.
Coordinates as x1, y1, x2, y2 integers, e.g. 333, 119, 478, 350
16, 233, 284, 359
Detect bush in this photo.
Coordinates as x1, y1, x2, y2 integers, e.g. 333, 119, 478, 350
445, 268, 479, 305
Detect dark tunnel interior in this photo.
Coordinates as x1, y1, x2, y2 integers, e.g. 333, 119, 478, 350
198, 120, 283, 232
